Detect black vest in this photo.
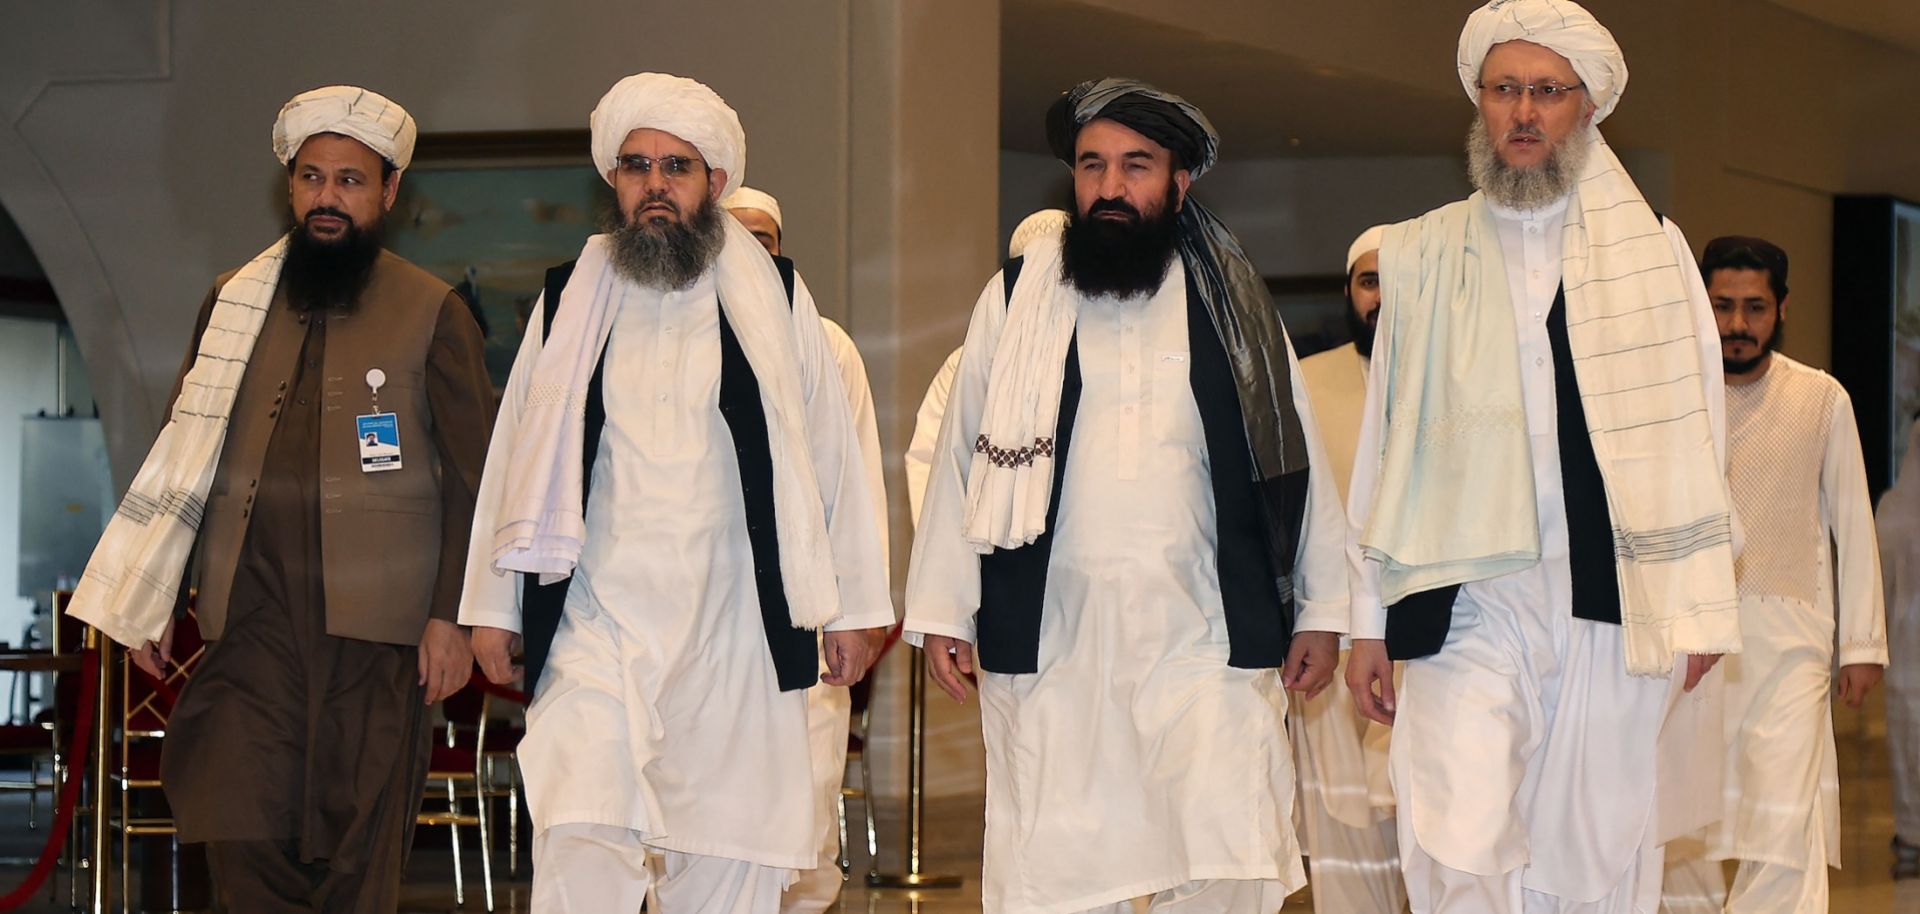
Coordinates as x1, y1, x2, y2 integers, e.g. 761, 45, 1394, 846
518, 257, 818, 695
975, 257, 1308, 674
1384, 281, 1624, 660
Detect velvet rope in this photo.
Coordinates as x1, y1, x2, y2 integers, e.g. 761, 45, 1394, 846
0, 647, 101, 912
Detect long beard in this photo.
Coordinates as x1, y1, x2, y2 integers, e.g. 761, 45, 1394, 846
1345, 294, 1378, 359
1466, 116, 1591, 211
604, 194, 727, 291
282, 210, 384, 312
1058, 184, 1181, 300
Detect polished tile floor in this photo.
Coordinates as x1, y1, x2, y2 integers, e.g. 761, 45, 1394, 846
3, 695, 1916, 912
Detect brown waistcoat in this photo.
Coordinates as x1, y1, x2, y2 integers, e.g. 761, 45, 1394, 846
194, 252, 452, 645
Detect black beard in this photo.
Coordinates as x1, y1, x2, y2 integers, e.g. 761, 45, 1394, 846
1059, 185, 1181, 300
282, 209, 384, 312
604, 194, 727, 291
1721, 320, 1784, 376
1345, 293, 1378, 359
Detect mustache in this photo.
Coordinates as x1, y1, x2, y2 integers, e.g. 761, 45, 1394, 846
304, 206, 353, 226
1505, 124, 1545, 142
1721, 333, 1759, 346
1085, 197, 1143, 222
631, 190, 681, 220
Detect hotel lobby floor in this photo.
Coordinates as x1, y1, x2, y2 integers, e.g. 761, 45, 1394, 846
2, 695, 1916, 912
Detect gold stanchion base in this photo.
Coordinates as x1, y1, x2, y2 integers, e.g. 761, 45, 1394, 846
866, 872, 963, 889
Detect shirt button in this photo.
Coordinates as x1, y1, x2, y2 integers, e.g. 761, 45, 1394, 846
268, 409, 278, 418
658, 394, 668, 402
1528, 225, 1540, 234
1123, 405, 1136, 414
1535, 357, 1546, 367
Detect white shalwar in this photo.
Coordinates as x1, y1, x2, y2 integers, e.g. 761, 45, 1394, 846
1882, 425, 1920, 847
1293, 340, 1404, 914
1348, 196, 1729, 914
906, 259, 1351, 914
459, 270, 894, 912
1698, 355, 1886, 913
783, 317, 888, 914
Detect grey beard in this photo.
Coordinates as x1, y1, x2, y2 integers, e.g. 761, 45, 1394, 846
1466, 117, 1591, 211
604, 197, 727, 291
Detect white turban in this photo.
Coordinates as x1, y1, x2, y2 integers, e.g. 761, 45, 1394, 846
1346, 224, 1388, 274
1457, 0, 1628, 124
590, 73, 745, 198
1009, 209, 1069, 259
272, 86, 417, 173
722, 186, 783, 230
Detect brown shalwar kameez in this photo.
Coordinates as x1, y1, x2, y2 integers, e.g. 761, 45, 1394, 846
160, 279, 492, 913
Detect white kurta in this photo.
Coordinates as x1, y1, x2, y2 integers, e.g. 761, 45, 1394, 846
1348, 196, 1727, 908
1710, 355, 1887, 870
904, 346, 963, 528
786, 316, 889, 913
458, 269, 894, 871
1292, 340, 1403, 914
906, 259, 1350, 914
1879, 425, 1920, 843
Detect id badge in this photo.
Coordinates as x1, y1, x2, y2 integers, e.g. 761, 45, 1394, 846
356, 413, 403, 473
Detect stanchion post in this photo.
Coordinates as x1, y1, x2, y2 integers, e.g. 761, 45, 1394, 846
867, 646, 960, 889
87, 628, 111, 914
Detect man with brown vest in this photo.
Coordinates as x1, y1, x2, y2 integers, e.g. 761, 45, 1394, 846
70, 85, 493, 912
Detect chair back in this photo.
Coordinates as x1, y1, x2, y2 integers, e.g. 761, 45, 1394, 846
124, 608, 205, 737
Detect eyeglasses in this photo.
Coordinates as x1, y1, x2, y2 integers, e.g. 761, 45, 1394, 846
615, 154, 706, 180
1477, 81, 1586, 107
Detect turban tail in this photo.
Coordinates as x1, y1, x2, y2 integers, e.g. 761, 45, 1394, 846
590, 73, 746, 198
273, 86, 417, 172
1457, 0, 1628, 123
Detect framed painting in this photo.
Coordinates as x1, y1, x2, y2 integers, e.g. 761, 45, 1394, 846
1832, 194, 1920, 498
386, 129, 610, 389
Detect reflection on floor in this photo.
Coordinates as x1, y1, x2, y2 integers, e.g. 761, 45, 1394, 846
1, 694, 1915, 912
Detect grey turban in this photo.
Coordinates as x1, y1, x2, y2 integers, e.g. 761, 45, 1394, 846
1045, 78, 1219, 178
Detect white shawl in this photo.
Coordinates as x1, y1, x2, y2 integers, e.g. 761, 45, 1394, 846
68, 238, 288, 647
961, 234, 1076, 552
1365, 133, 1739, 675
488, 218, 841, 628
